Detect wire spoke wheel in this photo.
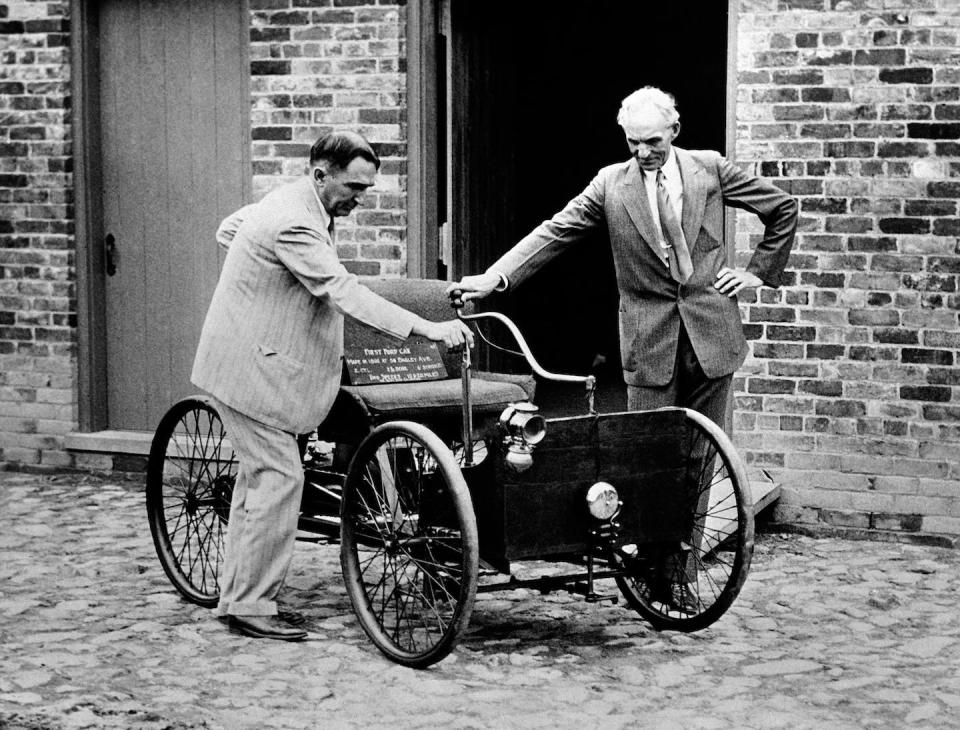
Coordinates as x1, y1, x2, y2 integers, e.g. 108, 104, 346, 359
340, 421, 478, 668
615, 408, 753, 631
146, 397, 235, 606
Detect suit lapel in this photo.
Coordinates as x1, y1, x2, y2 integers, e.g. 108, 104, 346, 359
618, 159, 666, 261
675, 148, 707, 251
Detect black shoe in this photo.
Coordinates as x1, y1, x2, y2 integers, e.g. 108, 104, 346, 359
277, 608, 307, 626
228, 615, 308, 641
649, 580, 699, 616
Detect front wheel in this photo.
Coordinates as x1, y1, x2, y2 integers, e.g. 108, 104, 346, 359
615, 408, 754, 631
146, 397, 235, 606
340, 421, 479, 668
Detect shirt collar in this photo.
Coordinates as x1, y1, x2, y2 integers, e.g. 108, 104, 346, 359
661, 148, 680, 181
310, 180, 334, 235
641, 148, 680, 183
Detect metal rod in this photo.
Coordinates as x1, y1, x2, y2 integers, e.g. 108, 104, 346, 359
460, 345, 474, 466
586, 374, 597, 415
457, 310, 591, 385
476, 568, 625, 594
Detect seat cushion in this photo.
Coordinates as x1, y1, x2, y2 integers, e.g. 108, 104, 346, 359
341, 375, 530, 418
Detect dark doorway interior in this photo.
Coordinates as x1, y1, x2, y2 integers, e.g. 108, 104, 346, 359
449, 1, 728, 415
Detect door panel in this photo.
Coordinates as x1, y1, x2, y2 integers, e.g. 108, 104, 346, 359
98, 0, 248, 430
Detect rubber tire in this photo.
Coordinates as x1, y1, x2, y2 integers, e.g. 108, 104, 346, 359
340, 421, 479, 668
615, 408, 754, 631
146, 397, 235, 607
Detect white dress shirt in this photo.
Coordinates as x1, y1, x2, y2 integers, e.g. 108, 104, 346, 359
641, 149, 683, 266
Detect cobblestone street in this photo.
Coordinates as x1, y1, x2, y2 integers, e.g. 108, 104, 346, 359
1, 470, 959, 729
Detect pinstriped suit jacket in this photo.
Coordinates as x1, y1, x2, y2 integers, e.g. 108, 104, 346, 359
191, 177, 418, 433
489, 148, 798, 387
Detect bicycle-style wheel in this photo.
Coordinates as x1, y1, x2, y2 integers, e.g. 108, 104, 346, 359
614, 408, 753, 631
340, 421, 479, 668
146, 397, 236, 606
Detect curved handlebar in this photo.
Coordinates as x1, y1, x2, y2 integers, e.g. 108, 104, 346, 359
449, 290, 594, 387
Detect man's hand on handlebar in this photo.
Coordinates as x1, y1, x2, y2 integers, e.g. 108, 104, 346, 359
412, 318, 474, 349
445, 272, 502, 303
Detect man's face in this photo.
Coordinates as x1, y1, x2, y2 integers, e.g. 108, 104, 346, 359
622, 108, 680, 172
315, 157, 377, 217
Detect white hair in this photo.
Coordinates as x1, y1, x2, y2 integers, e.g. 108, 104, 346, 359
617, 86, 679, 128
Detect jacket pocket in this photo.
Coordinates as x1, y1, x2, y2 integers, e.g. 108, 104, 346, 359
251, 343, 307, 425
256, 343, 306, 371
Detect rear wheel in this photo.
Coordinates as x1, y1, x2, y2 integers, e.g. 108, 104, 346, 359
615, 408, 753, 631
146, 397, 235, 606
340, 421, 478, 668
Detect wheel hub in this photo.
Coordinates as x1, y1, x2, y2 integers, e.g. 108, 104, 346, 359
212, 475, 234, 521
184, 493, 199, 515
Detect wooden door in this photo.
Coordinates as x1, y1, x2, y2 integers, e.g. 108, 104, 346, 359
97, 0, 249, 430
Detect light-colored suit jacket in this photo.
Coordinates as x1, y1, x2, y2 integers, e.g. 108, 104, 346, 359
192, 177, 418, 433
488, 148, 798, 387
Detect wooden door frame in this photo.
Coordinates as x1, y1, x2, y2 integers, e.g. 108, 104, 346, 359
70, 0, 251, 432
405, 0, 441, 279
71, 0, 107, 432
404, 0, 740, 281
724, 0, 740, 258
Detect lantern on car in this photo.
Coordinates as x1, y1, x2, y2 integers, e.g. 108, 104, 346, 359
585, 481, 620, 521
498, 402, 546, 472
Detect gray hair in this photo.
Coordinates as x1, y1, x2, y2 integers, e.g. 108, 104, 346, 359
617, 86, 679, 128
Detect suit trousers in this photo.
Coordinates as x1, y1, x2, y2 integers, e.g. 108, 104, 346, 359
213, 398, 303, 617
626, 324, 731, 590
625, 322, 732, 430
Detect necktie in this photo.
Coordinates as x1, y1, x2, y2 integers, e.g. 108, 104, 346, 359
656, 169, 693, 284
327, 218, 335, 241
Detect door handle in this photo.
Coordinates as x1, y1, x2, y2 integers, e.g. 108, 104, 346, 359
105, 233, 117, 276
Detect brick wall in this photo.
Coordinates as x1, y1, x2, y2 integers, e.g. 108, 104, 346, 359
0, 0, 76, 468
734, 0, 960, 537
0, 0, 407, 471
248, 0, 407, 276
1, 0, 958, 540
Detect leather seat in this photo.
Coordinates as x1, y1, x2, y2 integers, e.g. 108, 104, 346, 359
315, 278, 536, 445
341, 372, 533, 420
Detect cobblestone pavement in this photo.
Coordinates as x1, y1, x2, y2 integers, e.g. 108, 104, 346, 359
1, 471, 959, 730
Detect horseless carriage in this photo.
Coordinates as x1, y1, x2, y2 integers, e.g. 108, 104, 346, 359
146, 279, 754, 668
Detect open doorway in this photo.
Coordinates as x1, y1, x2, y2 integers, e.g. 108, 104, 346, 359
430, 1, 730, 414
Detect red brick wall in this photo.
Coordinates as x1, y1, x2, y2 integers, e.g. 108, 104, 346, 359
248, 0, 407, 276
0, 0, 76, 468
734, 0, 960, 536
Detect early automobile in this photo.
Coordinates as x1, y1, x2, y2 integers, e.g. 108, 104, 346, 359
147, 279, 753, 668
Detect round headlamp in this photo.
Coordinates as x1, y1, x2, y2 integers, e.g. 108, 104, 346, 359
498, 402, 547, 472
499, 402, 546, 446
586, 481, 620, 521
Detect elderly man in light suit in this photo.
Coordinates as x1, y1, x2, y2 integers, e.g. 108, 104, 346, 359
450, 86, 798, 429
193, 131, 472, 641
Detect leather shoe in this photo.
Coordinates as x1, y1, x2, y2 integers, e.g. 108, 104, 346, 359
277, 608, 307, 626
228, 615, 307, 641
649, 580, 699, 616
